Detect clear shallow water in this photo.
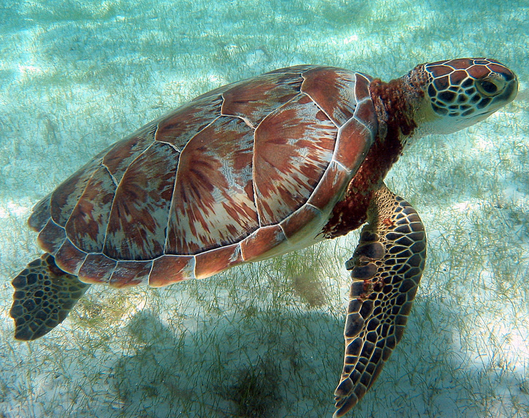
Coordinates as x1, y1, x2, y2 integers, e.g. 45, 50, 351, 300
0, 0, 528, 417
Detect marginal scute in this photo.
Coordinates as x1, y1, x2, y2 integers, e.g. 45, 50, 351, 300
78, 253, 116, 284
37, 220, 66, 255
194, 243, 242, 279
354, 73, 372, 101
54, 239, 87, 274
279, 204, 321, 240
149, 255, 195, 287
334, 118, 372, 171
354, 99, 378, 131
307, 161, 349, 211
110, 260, 152, 287
28, 196, 51, 232
239, 224, 287, 261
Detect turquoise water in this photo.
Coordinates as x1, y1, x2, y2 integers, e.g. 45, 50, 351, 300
1, 0, 528, 417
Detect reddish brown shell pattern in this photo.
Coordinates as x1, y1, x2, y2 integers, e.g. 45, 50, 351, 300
29, 66, 377, 287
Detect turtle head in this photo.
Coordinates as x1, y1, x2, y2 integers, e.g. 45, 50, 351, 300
412, 58, 518, 135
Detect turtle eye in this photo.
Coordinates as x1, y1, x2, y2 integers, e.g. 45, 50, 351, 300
476, 76, 506, 97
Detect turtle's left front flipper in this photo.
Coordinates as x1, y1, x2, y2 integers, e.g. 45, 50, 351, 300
10, 253, 91, 341
334, 184, 427, 417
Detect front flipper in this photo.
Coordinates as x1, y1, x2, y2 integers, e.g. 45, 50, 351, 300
10, 253, 91, 341
334, 185, 427, 417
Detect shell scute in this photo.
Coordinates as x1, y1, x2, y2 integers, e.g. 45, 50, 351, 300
66, 165, 115, 253
301, 67, 358, 127
37, 220, 66, 255
265, 65, 317, 75
307, 161, 350, 211
279, 204, 321, 241
48, 159, 101, 227
354, 73, 373, 101
167, 116, 258, 255
253, 93, 337, 225
354, 98, 378, 132
222, 71, 306, 127
104, 141, 178, 260
103, 132, 155, 182
28, 196, 51, 231
155, 94, 223, 149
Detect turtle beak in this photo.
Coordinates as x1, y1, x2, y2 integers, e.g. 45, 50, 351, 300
501, 71, 518, 104
488, 65, 518, 105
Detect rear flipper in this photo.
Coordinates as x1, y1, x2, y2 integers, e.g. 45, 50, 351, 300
10, 253, 91, 341
334, 185, 427, 417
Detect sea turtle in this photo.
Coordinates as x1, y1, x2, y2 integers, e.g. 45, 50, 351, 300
10, 58, 517, 416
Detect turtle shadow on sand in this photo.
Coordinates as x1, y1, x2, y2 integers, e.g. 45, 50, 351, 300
104, 305, 343, 418
85, 286, 526, 418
